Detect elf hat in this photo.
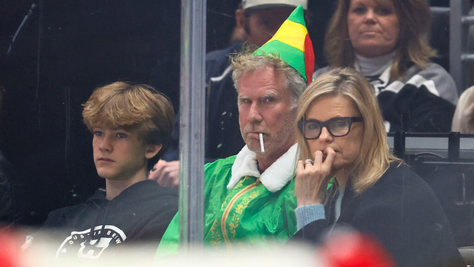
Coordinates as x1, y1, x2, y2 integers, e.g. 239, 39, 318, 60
252, 5, 314, 83
242, 0, 308, 10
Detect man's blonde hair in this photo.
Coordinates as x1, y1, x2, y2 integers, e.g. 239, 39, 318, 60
82, 81, 174, 167
295, 68, 400, 194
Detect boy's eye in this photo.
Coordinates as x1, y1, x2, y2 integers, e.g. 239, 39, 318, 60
117, 133, 127, 138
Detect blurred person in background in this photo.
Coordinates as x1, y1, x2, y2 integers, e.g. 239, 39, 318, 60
148, 0, 309, 189
290, 68, 463, 267
313, 0, 457, 132
228, 3, 248, 44
452, 86, 474, 133
23, 82, 178, 262
452, 1, 474, 133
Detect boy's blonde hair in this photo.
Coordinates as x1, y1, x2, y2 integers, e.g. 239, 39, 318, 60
82, 81, 174, 168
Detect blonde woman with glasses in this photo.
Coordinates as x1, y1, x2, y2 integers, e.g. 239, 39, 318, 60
290, 68, 463, 267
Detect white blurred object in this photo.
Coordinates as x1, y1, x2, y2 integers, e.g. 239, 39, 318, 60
242, 0, 308, 10
20, 231, 328, 267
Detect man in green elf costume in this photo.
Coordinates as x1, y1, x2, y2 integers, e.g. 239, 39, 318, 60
156, 5, 314, 257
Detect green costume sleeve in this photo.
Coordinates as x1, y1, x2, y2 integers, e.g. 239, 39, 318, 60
154, 211, 179, 259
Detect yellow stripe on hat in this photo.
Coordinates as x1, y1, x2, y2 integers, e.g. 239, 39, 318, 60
270, 20, 308, 52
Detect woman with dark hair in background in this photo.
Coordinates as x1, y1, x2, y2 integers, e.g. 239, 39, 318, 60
314, 0, 458, 132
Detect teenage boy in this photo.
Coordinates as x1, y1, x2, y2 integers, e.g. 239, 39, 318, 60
26, 82, 178, 261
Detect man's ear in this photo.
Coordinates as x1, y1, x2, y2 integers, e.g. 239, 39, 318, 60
235, 9, 245, 31
145, 144, 162, 159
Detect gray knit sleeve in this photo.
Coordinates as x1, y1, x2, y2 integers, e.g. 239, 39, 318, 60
295, 204, 325, 230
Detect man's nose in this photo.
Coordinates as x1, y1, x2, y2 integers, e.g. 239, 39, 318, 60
248, 103, 263, 123
319, 127, 333, 143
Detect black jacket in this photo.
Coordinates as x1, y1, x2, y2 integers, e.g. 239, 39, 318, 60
0, 150, 17, 225
314, 63, 457, 132
35, 180, 178, 261
291, 162, 464, 267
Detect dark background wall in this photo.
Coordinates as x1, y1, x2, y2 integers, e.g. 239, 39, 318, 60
1, 0, 183, 226
0, 0, 334, 227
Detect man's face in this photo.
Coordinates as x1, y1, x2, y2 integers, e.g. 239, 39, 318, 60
245, 7, 295, 47
92, 125, 159, 181
238, 66, 297, 158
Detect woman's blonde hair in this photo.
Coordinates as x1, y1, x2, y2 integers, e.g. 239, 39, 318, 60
325, 0, 436, 81
452, 86, 474, 134
82, 81, 175, 168
295, 68, 400, 193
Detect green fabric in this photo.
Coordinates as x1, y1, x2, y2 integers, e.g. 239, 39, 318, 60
254, 40, 306, 81
327, 177, 335, 190
155, 155, 297, 258
251, 5, 310, 82
287, 7, 306, 26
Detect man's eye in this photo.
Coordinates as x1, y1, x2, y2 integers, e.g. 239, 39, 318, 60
263, 97, 274, 103
239, 99, 251, 104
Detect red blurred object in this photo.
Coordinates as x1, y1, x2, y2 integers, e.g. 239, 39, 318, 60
0, 231, 20, 267
321, 231, 396, 267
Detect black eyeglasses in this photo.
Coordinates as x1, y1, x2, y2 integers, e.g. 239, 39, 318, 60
298, 117, 364, 140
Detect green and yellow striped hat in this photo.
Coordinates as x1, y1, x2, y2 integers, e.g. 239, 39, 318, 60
252, 5, 314, 83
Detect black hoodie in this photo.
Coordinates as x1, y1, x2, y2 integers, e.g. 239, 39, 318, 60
33, 180, 178, 261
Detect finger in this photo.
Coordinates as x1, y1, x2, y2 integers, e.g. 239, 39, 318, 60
323, 147, 336, 165
151, 159, 165, 174
148, 166, 161, 182
321, 147, 336, 175
170, 172, 180, 190
296, 160, 305, 175
156, 160, 167, 168
155, 167, 166, 183
314, 150, 324, 167
155, 164, 169, 186
159, 169, 173, 188
148, 161, 161, 179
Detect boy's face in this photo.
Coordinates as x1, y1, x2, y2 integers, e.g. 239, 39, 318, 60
92, 125, 160, 181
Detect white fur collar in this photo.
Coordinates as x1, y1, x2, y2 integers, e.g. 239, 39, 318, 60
227, 144, 298, 192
